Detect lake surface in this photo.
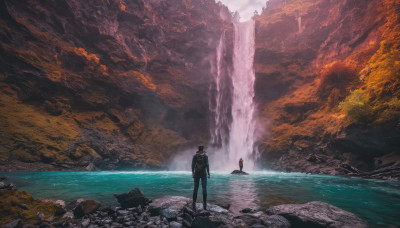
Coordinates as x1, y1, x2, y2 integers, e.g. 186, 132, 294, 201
2, 171, 400, 227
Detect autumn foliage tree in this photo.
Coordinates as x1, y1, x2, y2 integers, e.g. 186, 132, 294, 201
316, 61, 358, 107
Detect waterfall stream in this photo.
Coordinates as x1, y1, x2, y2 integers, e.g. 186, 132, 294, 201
209, 20, 259, 171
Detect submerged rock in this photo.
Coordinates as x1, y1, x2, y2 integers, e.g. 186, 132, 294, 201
266, 201, 368, 228
231, 170, 249, 175
114, 188, 151, 209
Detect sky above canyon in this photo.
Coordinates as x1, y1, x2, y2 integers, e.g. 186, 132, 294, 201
218, 0, 268, 21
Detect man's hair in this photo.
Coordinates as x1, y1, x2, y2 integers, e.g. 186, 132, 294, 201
198, 146, 204, 151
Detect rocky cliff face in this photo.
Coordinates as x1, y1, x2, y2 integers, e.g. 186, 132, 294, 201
255, 0, 400, 178
0, 0, 232, 170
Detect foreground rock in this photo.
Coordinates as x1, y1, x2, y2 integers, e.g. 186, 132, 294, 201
231, 170, 249, 175
73, 199, 101, 218
0, 188, 369, 228
114, 188, 151, 209
148, 196, 191, 219
266, 201, 368, 228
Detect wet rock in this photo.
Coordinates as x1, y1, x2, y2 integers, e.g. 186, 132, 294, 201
217, 202, 230, 210
148, 196, 190, 216
80, 218, 90, 228
235, 214, 262, 227
0, 176, 7, 181
73, 199, 101, 218
0, 182, 15, 190
2, 219, 22, 228
117, 210, 129, 216
250, 224, 267, 228
266, 201, 368, 228
55, 200, 66, 209
160, 208, 180, 221
240, 208, 252, 213
231, 170, 249, 175
62, 211, 74, 220
37, 221, 54, 228
182, 207, 194, 227
114, 188, 150, 209
85, 162, 97, 171
191, 216, 219, 228
195, 203, 228, 213
262, 215, 290, 228
51, 221, 67, 227
169, 221, 183, 228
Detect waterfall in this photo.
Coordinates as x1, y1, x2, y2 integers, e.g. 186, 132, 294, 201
297, 16, 302, 33
209, 20, 259, 171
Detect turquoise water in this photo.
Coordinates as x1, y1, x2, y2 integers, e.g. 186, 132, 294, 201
2, 171, 400, 227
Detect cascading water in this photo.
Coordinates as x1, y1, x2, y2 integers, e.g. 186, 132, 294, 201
209, 19, 259, 171
228, 20, 258, 170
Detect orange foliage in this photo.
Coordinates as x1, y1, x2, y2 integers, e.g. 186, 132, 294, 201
74, 47, 100, 64
316, 61, 358, 105
120, 0, 126, 11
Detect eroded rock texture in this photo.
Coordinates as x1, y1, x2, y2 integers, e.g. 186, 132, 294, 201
0, 0, 232, 170
255, 0, 400, 179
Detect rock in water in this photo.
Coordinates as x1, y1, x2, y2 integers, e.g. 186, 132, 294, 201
73, 199, 101, 218
231, 170, 249, 175
266, 201, 368, 228
114, 188, 151, 209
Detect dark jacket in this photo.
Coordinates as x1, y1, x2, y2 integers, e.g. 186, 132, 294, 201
192, 151, 210, 176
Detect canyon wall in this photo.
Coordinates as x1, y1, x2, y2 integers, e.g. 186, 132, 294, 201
255, 0, 400, 178
0, 0, 232, 170
1, 0, 399, 176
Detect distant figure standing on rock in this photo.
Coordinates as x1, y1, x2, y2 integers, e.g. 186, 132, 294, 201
239, 158, 243, 172
192, 145, 210, 211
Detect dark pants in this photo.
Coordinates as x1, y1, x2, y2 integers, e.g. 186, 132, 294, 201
240, 165, 243, 172
193, 174, 207, 204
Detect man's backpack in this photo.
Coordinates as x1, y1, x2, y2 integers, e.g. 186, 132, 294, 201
194, 152, 206, 174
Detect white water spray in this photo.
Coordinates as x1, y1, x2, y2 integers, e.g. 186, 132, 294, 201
209, 19, 259, 171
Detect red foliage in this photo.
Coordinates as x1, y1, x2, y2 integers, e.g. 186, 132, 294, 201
316, 61, 358, 105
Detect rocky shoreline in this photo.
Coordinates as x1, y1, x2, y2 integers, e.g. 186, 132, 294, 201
0, 177, 369, 228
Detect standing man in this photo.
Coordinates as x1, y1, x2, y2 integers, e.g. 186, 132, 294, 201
192, 146, 210, 211
239, 158, 243, 172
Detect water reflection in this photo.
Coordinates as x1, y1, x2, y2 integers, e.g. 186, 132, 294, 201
226, 176, 258, 213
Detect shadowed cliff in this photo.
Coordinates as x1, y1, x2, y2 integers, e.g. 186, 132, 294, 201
0, 0, 232, 170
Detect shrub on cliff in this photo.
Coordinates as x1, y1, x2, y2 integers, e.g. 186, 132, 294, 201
316, 61, 358, 107
339, 89, 372, 124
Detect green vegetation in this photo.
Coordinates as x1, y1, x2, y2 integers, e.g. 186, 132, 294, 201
339, 89, 371, 124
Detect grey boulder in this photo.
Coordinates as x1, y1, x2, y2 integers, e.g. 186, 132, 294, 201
148, 196, 190, 216
266, 201, 368, 228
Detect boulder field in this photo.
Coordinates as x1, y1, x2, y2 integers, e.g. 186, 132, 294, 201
0, 187, 368, 228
